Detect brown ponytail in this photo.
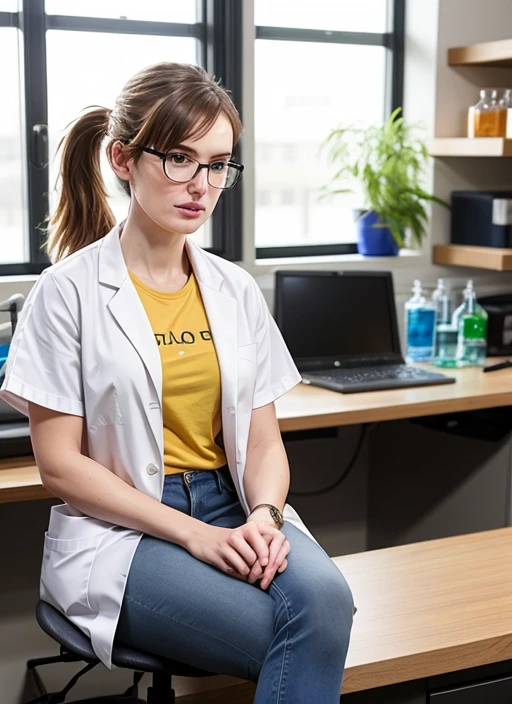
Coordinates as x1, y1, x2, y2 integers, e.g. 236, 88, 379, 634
45, 63, 242, 263
45, 107, 116, 262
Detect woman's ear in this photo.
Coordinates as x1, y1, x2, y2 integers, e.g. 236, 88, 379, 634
109, 141, 132, 183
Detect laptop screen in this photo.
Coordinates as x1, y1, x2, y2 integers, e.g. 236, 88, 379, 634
274, 271, 401, 367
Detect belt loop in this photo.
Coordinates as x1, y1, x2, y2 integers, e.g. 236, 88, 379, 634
214, 468, 223, 493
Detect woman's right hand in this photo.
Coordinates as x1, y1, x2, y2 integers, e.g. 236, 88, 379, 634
187, 522, 281, 586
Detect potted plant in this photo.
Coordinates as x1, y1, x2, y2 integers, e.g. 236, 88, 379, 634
321, 108, 449, 256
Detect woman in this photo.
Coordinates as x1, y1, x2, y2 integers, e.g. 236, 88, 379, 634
0, 63, 353, 702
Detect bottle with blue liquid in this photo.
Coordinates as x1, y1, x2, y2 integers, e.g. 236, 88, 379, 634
405, 280, 436, 362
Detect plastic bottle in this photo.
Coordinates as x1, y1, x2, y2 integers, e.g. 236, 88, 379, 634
451, 284, 467, 332
454, 281, 488, 367
431, 279, 457, 367
405, 280, 436, 362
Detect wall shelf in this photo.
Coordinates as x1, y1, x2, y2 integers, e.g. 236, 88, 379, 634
431, 138, 512, 157
433, 245, 512, 271
448, 38, 512, 67
434, 39, 512, 269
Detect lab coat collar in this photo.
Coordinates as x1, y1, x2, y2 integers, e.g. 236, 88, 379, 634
97, 224, 238, 474
98, 223, 224, 292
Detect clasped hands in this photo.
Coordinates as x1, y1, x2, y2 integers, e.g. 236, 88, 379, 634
228, 508, 290, 590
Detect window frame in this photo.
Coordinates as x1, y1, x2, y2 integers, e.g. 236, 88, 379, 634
0, 0, 243, 276
254, 0, 406, 259
0, 0, 403, 274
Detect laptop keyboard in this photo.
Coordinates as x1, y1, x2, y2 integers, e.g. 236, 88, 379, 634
309, 364, 437, 384
306, 364, 445, 385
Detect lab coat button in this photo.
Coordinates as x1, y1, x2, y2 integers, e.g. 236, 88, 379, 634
229, 407, 235, 414
146, 463, 159, 475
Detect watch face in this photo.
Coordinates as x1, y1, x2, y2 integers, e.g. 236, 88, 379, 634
252, 504, 283, 526
270, 507, 283, 526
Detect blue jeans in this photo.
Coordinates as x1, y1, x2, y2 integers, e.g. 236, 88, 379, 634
115, 465, 353, 703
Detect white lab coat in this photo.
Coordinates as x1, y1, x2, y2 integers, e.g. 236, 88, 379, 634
0, 223, 318, 669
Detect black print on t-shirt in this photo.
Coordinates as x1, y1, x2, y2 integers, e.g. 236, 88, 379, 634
155, 329, 212, 345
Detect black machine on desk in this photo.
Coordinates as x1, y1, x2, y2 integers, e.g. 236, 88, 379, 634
479, 293, 512, 356
274, 270, 455, 394
0, 294, 31, 458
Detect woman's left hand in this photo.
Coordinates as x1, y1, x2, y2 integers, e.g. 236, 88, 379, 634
245, 512, 290, 589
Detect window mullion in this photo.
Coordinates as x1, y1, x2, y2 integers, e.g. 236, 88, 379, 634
389, 0, 405, 115
0, 11, 17, 26
256, 26, 388, 46
46, 15, 200, 37
20, 0, 49, 265
204, 0, 243, 261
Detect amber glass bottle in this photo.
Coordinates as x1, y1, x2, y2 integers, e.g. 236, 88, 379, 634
472, 89, 501, 137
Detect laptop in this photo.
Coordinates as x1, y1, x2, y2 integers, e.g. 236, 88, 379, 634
274, 270, 456, 394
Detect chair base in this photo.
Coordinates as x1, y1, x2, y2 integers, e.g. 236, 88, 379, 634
31, 698, 145, 704
25, 652, 158, 704
27, 695, 144, 704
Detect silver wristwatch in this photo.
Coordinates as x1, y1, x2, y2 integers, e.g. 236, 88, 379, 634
249, 503, 284, 529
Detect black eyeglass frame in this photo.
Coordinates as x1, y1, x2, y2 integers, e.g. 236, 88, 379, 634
139, 146, 244, 189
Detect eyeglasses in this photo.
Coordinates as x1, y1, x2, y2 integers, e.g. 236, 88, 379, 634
140, 146, 244, 190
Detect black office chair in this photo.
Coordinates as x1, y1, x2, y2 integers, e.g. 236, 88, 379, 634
26, 600, 214, 703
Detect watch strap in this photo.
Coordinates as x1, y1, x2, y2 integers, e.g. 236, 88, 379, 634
248, 503, 284, 527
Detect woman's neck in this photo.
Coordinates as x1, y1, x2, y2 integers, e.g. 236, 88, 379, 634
119, 216, 191, 294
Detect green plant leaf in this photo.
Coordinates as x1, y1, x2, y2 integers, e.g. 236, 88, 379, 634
319, 107, 449, 247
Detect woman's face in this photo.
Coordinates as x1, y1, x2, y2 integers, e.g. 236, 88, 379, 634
115, 112, 234, 236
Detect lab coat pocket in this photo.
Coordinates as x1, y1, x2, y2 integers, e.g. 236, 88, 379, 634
41, 531, 101, 616
40, 505, 111, 616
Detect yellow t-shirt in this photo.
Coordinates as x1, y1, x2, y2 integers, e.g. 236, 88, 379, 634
128, 269, 226, 475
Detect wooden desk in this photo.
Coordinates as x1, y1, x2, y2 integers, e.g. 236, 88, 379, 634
0, 455, 50, 503
337, 527, 512, 694
2, 363, 512, 503
181, 527, 512, 703
277, 363, 512, 431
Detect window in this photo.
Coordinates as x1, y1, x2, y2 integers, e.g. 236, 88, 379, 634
254, 0, 405, 258
1, 1, 402, 273
281, 190, 295, 206
46, 32, 197, 229
255, 0, 389, 33
0, 24, 25, 265
0, 0, 242, 275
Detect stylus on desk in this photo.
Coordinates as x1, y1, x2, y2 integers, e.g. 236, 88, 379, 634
483, 360, 512, 373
